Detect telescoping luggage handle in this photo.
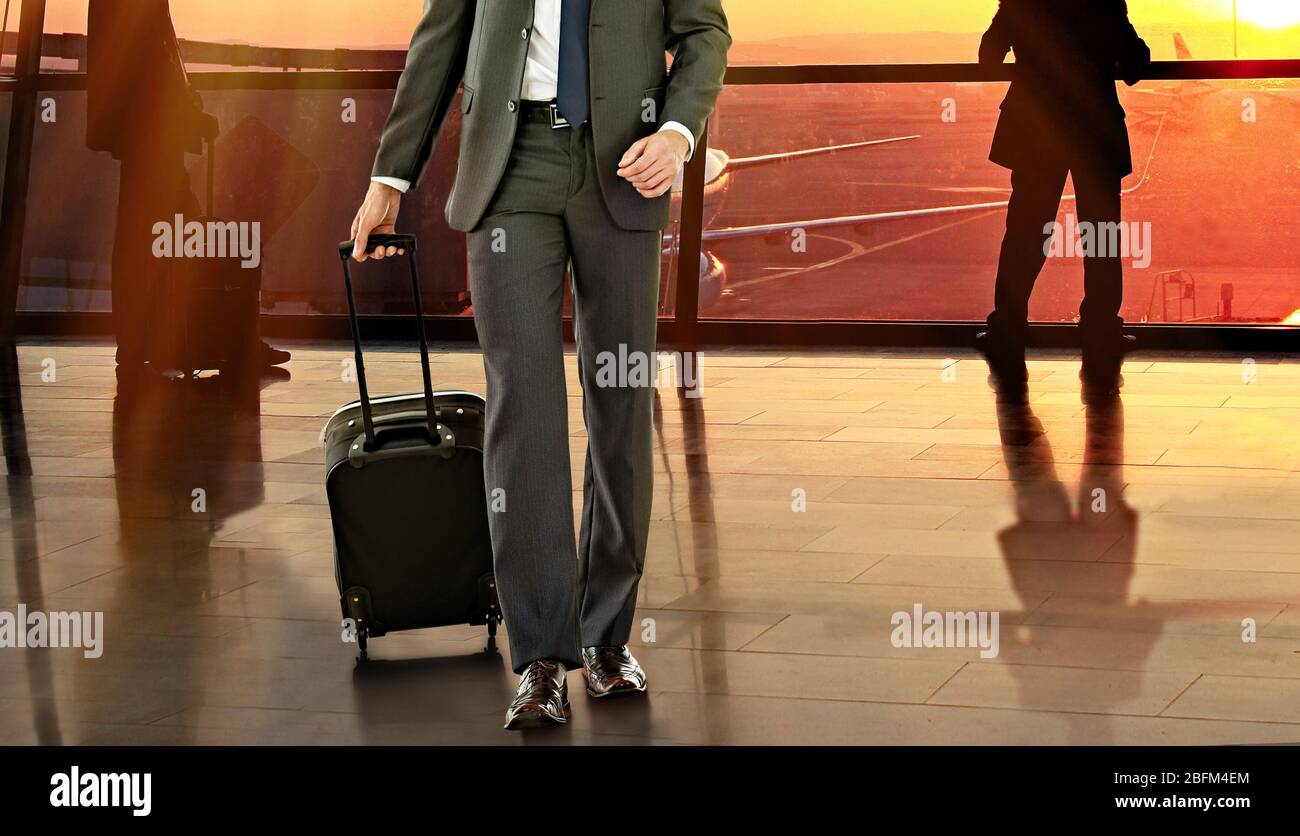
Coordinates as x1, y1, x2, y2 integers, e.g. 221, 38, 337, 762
336, 234, 439, 450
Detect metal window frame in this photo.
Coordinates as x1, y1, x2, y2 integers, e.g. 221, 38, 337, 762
1, 9, 1297, 351
0, 0, 46, 341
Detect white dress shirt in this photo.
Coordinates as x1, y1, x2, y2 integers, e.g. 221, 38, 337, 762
374, 0, 694, 193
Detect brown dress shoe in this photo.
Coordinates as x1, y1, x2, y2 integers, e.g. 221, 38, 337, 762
503, 660, 570, 731
581, 646, 648, 698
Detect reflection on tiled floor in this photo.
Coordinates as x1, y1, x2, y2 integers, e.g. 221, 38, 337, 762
2, 340, 1300, 745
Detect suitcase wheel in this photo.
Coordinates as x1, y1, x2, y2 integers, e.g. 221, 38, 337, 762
343, 586, 375, 661
477, 574, 503, 654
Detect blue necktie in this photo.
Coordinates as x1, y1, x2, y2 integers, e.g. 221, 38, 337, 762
557, 0, 591, 126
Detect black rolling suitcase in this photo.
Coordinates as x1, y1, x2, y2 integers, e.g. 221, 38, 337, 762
156, 138, 262, 374
322, 233, 501, 659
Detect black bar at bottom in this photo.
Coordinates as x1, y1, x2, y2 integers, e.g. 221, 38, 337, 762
0, 744, 1284, 821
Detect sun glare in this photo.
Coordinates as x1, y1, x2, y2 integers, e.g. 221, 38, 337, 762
1238, 0, 1300, 30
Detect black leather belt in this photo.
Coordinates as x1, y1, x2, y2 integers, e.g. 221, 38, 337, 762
520, 100, 572, 129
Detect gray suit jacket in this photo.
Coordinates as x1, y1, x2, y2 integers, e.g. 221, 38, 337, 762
373, 0, 731, 233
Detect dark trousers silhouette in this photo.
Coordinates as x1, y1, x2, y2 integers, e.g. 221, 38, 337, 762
991, 162, 1124, 342
111, 138, 199, 363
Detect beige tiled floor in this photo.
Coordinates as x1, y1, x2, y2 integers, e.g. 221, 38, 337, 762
2, 340, 1299, 745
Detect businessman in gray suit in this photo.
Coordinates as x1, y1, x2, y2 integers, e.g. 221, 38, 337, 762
351, 0, 729, 730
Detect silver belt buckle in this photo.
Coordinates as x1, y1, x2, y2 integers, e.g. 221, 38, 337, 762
548, 103, 570, 130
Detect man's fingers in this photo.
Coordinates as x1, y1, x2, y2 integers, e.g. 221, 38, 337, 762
354, 224, 371, 262
637, 171, 673, 197
627, 164, 678, 195
631, 162, 673, 188
355, 200, 380, 261
628, 160, 659, 182
620, 153, 657, 179
619, 138, 656, 175
351, 182, 403, 262
635, 162, 673, 185
647, 169, 674, 191
619, 137, 650, 168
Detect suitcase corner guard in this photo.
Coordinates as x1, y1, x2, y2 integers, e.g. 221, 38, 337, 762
342, 586, 385, 641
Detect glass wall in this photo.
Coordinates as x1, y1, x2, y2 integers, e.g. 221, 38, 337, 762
1, 1, 17, 73
41, 0, 418, 72
17, 88, 466, 316
0, 92, 10, 198
38, 2, 1300, 71
16, 86, 687, 318
6, 0, 1300, 330
19, 2, 460, 317
40, 0, 82, 72
16, 2, 687, 319
723, 0, 1300, 64
699, 77, 1300, 324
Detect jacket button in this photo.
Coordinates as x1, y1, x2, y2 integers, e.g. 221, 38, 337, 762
507, 101, 518, 112
521, 28, 529, 39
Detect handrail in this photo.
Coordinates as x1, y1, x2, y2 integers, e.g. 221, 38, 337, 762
0, 0, 44, 341
723, 58, 1300, 85
24, 57, 1300, 92
21, 29, 1300, 85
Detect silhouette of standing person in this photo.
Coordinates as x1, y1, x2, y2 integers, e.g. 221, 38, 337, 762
86, 0, 213, 368
977, 0, 1150, 393
86, 1, 289, 372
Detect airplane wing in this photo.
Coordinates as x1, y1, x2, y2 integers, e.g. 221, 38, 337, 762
661, 197, 1018, 253
697, 114, 1165, 244
698, 199, 1020, 242
723, 136, 920, 171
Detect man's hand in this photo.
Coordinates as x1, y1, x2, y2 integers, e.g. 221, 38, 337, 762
351, 181, 405, 262
618, 131, 689, 199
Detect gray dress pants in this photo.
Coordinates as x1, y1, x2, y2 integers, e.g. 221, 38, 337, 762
467, 119, 661, 673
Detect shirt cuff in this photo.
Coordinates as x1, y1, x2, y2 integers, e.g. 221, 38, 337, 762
372, 176, 411, 194
659, 122, 696, 161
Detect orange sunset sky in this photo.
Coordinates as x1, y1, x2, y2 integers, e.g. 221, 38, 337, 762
24, 0, 1300, 58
